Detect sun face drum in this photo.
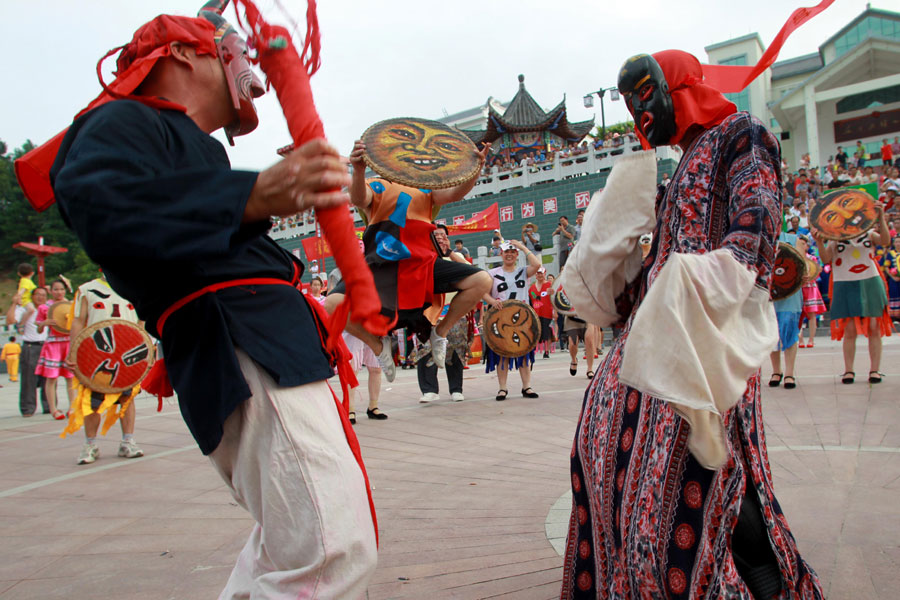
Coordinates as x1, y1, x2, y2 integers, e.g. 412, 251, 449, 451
361, 117, 481, 189
770, 242, 807, 301
483, 299, 540, 358
70, 319, 155, 394
808, 188, 877, 242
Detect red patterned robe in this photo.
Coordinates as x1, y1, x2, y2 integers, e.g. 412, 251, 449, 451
561, 113, 823, 598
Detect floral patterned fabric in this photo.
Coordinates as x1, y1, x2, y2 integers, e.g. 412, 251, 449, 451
561, 113, 823, 599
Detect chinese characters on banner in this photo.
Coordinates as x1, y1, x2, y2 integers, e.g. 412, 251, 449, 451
453, 215, 466, 225
521, 201, 535, 219
500, 205, 514, 222
575, 191, 591, 209
543, 197, 558, 214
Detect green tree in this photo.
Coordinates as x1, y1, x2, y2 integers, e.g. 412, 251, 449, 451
0, 139, 99, 291
592, 120, 635, 139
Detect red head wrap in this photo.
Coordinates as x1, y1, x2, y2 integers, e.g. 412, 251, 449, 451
15, 15, 218, 211
633, 50, 737, 149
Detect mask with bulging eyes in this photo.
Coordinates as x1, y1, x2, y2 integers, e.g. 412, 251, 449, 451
483, 300, 540, 358
617, 54, 676, 147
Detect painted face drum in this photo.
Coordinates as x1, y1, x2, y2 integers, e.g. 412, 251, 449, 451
617, 54, 676, 147
71, 319, 156, 394
362, 117, 481, 189
483, 299, 540, 358
49, 301, 72, 334
770, 242, 806, 301
808, 189, 877, 241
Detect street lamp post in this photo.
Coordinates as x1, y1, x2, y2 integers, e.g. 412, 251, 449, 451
583, 87, 620, 139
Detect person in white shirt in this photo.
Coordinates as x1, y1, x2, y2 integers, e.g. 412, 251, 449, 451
5, 287, 49, 416
481, 240, 542, 401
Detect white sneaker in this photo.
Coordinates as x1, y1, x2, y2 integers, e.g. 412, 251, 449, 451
451, 392, 465, 402
118, 440, 144, 459
419, 392, 439, 403
77, 443, 99, 465
429, 328, 448, 369
377, 336, 396, 382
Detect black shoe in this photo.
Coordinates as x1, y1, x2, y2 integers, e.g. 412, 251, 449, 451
521, 387, 539, 398
543, 352, 550, 359
495, 389, 508, 401
348, 411, 356, 424
366, 408, 388, 420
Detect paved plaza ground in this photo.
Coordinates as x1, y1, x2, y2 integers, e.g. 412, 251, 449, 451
0, 335, 897, 599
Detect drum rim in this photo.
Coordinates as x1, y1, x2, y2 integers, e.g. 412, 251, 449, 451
483, 299, 541, 358
361, 117, 481, 190
70, 318, 156, 394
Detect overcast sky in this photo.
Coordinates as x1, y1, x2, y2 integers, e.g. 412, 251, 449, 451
2, 0, 873, 171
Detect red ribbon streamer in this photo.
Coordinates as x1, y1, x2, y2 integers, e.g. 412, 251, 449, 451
701, 0, 836, 93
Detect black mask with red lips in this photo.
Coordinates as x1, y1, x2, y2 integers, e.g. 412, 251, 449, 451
617, 54, 677, 148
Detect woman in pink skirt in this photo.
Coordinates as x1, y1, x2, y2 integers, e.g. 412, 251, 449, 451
797, 235, 826, 348
35, 279, 75, 420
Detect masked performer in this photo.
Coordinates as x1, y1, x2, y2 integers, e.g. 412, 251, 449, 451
43, 7, 376, 597
812, 204, 891, 384
481, 240, 542, 401
558, 51, 823, 598
324, 139, 492, 382
63, 275, 145, 464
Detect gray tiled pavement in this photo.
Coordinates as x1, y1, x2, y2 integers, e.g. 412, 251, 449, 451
0, 335, 897, 598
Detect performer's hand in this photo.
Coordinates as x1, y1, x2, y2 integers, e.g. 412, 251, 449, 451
244, 139, 351, 222
490, 298, 504, 310
349, 140, 367, 171
64, 354, 75, 369
475, 142, 492, 165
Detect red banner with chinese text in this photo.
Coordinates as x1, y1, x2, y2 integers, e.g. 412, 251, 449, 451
446, 203, 500, 235
301, 226, 364, 262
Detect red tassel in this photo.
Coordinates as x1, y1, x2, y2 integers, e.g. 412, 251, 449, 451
233, 0, 391, 339
141, 357, 174, 411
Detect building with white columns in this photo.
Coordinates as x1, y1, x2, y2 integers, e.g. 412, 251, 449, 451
705, 5, 900, 171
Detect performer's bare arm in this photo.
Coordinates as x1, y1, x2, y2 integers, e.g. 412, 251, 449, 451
432, 143, 492, 206
348, 139, 374, 211
871, 204, 890, 246
449, 251, 469, 264
243, 139, 351, 223
507, 239, 542, 277
5, 291, 23, 327
811, 231, 833, 264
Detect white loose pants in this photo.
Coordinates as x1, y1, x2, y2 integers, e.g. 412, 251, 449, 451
210, 350, 377, 599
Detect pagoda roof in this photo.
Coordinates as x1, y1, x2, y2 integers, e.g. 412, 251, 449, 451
459, 75, 594, 145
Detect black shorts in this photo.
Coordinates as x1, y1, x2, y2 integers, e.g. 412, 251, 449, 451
330, 258, 483, 336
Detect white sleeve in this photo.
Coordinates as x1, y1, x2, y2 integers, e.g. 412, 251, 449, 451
556, 150, 657, 326
618, 249, 778, 469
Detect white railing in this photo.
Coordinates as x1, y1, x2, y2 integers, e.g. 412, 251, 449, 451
268, 143, 682, 240
468, 143, 682, 198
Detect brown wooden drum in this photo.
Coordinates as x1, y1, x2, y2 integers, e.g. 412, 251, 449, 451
361, 117, 481, 189
808, 188, 878, 242
49, 301, 72, 334
551, 285, 575, 316
770, 242, 806, 301
483, 299, 540, 358
71, 319, 155, 394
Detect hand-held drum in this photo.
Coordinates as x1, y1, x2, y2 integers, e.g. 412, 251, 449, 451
483, 299, 540, 358
808, 189, 877, 242
551, 285, 575, 316
362, 117, 481, 189
49, 301, 72, 334
770, 242, 807, 301
70, 319, 156, 394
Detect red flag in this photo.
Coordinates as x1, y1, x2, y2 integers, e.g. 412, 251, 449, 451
301, 225, 364, 262
701, 0, 835, 93
446, 203, 500, 235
